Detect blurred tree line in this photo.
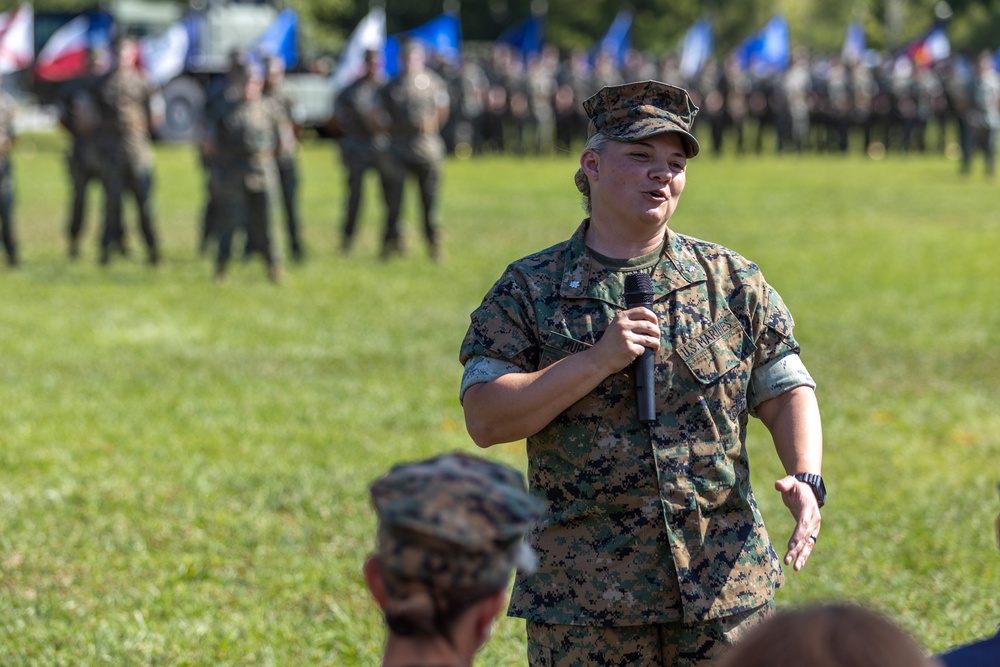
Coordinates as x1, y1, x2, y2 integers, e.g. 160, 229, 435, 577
20, 0, 1000, 58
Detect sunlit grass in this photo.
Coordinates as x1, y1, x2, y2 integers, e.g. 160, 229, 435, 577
0, 131, 996, 664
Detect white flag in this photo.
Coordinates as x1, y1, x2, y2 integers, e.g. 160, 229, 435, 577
0, 3, 33, 75
331, 7, 386, 93
139, 21, 191, 87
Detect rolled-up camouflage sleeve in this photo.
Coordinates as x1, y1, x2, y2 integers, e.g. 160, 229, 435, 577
459, 267, 540, 403
746, 281, 815, 416
747, 353, 816, 416
459, 356, 524, 403
751, 283, 800, 364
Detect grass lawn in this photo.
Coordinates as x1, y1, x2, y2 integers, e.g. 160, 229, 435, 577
0, 131, 997, 665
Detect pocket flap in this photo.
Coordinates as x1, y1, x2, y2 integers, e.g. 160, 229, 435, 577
676, 311, 756, 384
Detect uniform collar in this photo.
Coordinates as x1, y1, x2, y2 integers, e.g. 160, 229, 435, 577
560, 220, 706, 307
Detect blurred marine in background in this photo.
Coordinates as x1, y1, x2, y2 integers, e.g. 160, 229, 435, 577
97, 37, 164, 267
0, 72, 17, 268
380, 41, 450, 261
333, 48, 390, 256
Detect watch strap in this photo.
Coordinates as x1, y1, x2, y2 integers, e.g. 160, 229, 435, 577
793, 472, 826, 508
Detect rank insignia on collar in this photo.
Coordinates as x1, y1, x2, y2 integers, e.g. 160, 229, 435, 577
569, 280, 580, 288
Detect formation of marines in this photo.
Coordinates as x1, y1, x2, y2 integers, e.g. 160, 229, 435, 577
0, 36, 991, 277
59, 37, 163, 267
333, 41, 450, 261
197, 54, 297, 283
436, 43, 999, 168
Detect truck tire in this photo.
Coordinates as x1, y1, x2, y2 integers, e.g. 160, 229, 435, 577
157, 76, 206, 143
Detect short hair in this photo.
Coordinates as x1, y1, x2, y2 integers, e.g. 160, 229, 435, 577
575, 132, 612, 214
714, 604, 936, 667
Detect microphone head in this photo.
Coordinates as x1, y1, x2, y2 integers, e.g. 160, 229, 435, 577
623, 271, 654, 309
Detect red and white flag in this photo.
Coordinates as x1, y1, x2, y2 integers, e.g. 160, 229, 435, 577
35, 14, 91, 81
0, 3, 33, 74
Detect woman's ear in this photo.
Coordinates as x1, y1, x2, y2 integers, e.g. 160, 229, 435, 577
580, 148, 600, 181
474, 588, 508, 645
362, 555, 389, 610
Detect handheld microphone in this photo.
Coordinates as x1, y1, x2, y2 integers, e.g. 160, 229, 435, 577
623, 272, 656, 425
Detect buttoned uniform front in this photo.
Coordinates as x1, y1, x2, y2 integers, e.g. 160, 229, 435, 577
460, 221, 812, 626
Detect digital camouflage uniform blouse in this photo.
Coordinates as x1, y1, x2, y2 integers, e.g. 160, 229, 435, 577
460, 221, 815, 626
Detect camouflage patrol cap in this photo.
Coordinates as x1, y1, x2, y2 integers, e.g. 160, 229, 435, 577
583, 80, 701, 157
370, 452, 544, 597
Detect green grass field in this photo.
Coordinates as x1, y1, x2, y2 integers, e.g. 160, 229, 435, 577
0, 131, 997, 665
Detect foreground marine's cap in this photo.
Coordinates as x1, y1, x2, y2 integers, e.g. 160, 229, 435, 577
370, 452, 545, 596
583, 80, 701, 157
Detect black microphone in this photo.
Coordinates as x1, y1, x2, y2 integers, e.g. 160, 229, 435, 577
623, 272, 656, 425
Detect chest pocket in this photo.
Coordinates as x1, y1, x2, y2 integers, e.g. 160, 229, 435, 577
537, 328, 626, 469
675, 310, 756, 385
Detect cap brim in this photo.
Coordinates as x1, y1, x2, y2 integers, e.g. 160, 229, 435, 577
620, 126, 700, 158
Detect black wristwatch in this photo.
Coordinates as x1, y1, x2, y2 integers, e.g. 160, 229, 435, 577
794, 473, 826, 508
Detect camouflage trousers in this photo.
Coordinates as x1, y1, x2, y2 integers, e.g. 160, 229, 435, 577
526, 601, 774, 667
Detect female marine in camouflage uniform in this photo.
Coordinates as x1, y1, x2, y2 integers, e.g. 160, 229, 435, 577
460, 81, 825, 667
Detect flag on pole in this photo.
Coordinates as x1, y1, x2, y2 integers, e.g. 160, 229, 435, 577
384, 13, 461, 78
679, 18, 713, 79
904, 22, 950, 69
331, 6, 386, 92
736, 15, 789, 76
138, 21, 191, 87
498, 15, 545, 62
34, 12, 112, 81
0, 3, 33, 74
252, 8, 299, 69
594, 10, 632, 68
842, 20, 865, 64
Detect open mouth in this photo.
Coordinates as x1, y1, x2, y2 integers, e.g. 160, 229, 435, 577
645, 190, 666, 202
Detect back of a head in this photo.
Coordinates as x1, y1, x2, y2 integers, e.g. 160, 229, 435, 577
369, 452, 544, 638
714, 604, 936, 667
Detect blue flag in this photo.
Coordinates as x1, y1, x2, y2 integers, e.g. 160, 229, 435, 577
385, 12, 461, 77
736, 15, 789, 75
594, 10, 632, 68
253, 8, 299, 69
842, 20, 865, 64
679, 18, 713, 79
498, 15, 545, 62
